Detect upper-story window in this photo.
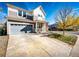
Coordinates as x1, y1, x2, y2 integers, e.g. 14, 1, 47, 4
18, 10, 22, 16
38, 14, 42, 17
38, 14, 40, 17
27, 14, 33, 20
18, 10, 33, 20
23, 11, 26, 17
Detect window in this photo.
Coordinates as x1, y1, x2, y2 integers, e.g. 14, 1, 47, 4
18, 10, 22, 16
23, 11, 26, 17
27, 15, 33, 20
38, 14, 42, 17
38, 14, 40, 17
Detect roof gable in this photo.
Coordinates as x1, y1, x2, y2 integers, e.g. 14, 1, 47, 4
39, 6, 46, 16
35, 5, 46, 16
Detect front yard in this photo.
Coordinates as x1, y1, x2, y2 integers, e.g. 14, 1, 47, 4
47, 33, 77, 46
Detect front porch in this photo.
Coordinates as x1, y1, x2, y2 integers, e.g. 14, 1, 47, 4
35, 21, 48, 33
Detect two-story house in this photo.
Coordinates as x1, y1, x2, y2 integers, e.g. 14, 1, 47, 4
6, 4, 48, 35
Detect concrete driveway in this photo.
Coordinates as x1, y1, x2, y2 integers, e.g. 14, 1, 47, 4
6, 34, 72, 57
0, 36, 8, 57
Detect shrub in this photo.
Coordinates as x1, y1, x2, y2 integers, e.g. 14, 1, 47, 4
48, 33, 62, 38
48, 33, 77, 45
58, 35, 77, 45
0, 28, 3, 36
0, 28, 7, 36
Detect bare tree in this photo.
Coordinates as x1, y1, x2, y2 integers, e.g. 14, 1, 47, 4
56, 7, 73, 35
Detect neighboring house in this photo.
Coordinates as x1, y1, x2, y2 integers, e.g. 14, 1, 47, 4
6, 4, 48, 35
48, 24, 58, 31
0, 23, 4, 28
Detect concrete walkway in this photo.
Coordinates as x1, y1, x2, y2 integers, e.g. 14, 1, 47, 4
6, 34, 72, 57
70, 35, 79, 57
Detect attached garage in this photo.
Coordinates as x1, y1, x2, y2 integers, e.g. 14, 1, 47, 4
22, 25, 33, 33
7, 21, 34, 35
10, 24, 26, 34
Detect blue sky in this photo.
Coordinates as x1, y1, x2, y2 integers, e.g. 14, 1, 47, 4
0, 2, 79, 24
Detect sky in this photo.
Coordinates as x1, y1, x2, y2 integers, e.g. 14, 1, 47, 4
0, 2, 79, 24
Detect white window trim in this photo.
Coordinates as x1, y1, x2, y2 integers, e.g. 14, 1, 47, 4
22, 11, 27, 19
17, 10, 27, 19
17, 10, 23, 18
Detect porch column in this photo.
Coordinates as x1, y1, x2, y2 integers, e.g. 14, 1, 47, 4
35, 21, 38, 33
42, 22, 48, 33
42, 23, 46, 33
32, 24, 34, 32
46, 22, 48, 32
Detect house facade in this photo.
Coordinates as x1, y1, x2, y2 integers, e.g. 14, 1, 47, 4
6, 4, 48, 35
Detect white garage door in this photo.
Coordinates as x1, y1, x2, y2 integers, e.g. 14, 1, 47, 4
10, 24, 26, 34
9, 24, 33, 35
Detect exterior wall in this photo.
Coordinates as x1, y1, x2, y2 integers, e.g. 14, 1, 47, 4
7, 21, 10, 35
8, 5, 46, 21
8, 7, 33, 20
33, 7, 45, 21
8, 7, 18, 17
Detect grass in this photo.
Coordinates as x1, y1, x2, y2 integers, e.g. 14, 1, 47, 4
47, 33, 77, 46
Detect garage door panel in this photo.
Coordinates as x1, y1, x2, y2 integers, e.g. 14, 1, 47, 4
9, 24, 33, 35
10, 25, 26, 34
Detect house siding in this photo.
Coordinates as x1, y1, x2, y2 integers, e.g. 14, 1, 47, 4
33, 6, 45, 21
8, 7, 18, 17
7, 4, 48, 34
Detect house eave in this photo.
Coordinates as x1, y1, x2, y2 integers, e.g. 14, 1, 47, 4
7, 16, 36, 23
40, 6, 46, 16
7, 4, 33, 15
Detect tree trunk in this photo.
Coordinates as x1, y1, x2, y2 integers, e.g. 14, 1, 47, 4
63, 26, 65, 35
63, 30, 65, 35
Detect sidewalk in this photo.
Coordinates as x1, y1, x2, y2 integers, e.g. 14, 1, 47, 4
70, 35, 79, 57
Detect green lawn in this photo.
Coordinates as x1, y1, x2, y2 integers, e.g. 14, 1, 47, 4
47, 33, 77, 46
